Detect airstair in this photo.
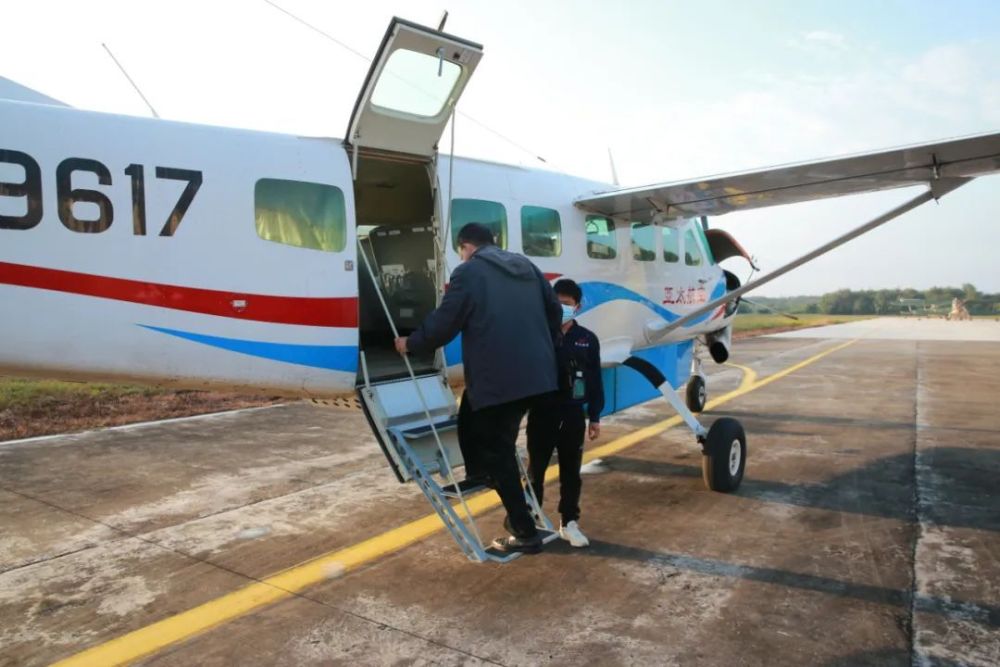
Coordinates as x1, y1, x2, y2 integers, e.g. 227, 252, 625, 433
356, 244, 558, 563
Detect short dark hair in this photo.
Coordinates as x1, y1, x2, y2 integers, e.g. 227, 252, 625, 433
456, 222, 495, 248
553, 278, 582, 305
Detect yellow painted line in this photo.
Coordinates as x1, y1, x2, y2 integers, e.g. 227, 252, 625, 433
725, 362, 759, 391
52, 338, 856, 667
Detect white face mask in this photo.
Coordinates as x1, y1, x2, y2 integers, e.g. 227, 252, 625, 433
561, 304, 577, 324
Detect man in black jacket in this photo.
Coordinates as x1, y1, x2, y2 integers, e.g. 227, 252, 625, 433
526, 278, 604, 548
395, 223, 562, 553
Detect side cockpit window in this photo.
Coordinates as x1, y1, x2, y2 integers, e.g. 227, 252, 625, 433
630, 222, 655, 261
683, 228, 705, 267
255, 179, 347, 252
662, 226, 679, 263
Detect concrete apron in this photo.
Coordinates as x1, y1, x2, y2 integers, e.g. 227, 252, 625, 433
0, 331, 998, 666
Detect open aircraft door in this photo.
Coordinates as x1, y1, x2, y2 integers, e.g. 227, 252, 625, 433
347, 20, 547, 562
345, 17, 483, 165
349, 16, 483, 484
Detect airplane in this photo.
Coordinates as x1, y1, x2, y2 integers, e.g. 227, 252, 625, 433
3, 17, 1000, 561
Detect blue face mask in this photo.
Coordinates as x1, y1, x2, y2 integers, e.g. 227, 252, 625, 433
561, 304, 577, 324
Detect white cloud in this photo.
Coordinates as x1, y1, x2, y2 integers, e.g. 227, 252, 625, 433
982, 82, 1000, 124
788, 30, 849, 53
902, 45, 979, 96
804, 30, 848, 49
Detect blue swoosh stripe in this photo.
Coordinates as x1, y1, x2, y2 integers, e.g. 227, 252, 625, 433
140, 325, 358, 373
444, 336, 463, 366
439, 281, 726, 369
579, 280, 726, 326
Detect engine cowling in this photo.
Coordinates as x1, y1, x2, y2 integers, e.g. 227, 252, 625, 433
706, 325, 731, 364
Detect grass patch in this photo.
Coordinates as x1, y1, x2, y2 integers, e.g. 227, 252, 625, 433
0, 378, 159, 408
732, 313, 873, 335
0, 377, 281, 442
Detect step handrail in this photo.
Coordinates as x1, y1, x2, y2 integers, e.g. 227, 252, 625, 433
356, 240, 485, 549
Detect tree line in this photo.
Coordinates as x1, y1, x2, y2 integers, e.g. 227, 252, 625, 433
747, 284, 999, 316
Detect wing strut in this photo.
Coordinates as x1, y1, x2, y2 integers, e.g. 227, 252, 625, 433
645, 177, 972, 343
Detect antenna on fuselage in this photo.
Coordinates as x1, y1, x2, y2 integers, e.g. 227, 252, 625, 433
438, 11, 449, 31
607, 147, 620, 186
101, 43, 160, 119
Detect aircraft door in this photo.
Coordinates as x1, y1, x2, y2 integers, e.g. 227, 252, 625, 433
345, 17, 483, 162
349, 18, 481, 489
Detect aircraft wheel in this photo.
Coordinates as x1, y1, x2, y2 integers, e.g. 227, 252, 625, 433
701, 418, 746, 492
686, 375, 707, 413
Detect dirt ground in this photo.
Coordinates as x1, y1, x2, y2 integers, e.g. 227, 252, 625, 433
0, 378, 281, 441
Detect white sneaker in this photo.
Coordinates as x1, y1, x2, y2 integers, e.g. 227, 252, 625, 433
559, 520, 590, 548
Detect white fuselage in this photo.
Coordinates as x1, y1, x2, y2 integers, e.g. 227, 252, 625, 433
0, 99, 732, 399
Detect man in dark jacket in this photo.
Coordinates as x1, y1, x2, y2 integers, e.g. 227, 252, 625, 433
395, 222, 562, 553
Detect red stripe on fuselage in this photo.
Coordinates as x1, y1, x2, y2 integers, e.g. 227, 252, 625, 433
0, 261, 358, 327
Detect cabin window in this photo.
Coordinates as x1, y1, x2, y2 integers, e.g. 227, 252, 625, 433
521, 206, 561, 257
662, 226, 679, 263
684, 228, 705, 267
630, 222, 656, 261
370, 49, 462, 118
450, 198, 507, 249
586, 215, 617, 259
254, 179, 346, 252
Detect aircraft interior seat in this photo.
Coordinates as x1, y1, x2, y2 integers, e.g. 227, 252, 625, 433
366, 225, 438, 335
587, 241, 615, 258
523, 237, 553, 256
389, 271, 436, 332
358, 240, 390, 335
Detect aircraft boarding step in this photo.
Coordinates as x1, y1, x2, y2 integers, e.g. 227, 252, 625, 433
355, 240, 555, 562
440, 476, 490, 498
357, 369, 558, 563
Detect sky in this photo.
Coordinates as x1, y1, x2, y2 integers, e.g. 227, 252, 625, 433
3, 0, 999, 295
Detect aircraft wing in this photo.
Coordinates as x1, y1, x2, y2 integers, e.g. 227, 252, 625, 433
0, 76, 70, 107
576, 131, 1000, 222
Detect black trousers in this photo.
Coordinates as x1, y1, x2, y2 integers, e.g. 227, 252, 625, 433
526, 401, 585, 524
458, 391, 537, 538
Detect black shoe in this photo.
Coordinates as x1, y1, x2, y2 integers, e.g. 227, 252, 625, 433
490, 534, 543, 554
465, 475, 497, 490
442, 475, 497, 495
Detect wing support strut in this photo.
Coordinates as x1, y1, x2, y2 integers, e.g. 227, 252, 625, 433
646, 177, 972, 342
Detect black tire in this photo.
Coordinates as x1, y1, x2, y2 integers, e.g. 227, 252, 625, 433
701, 417, 746, 492
686, 375, 707, 413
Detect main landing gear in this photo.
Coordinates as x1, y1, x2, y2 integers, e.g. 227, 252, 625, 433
701, 418, 746, 492
622, 356, 746, 493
